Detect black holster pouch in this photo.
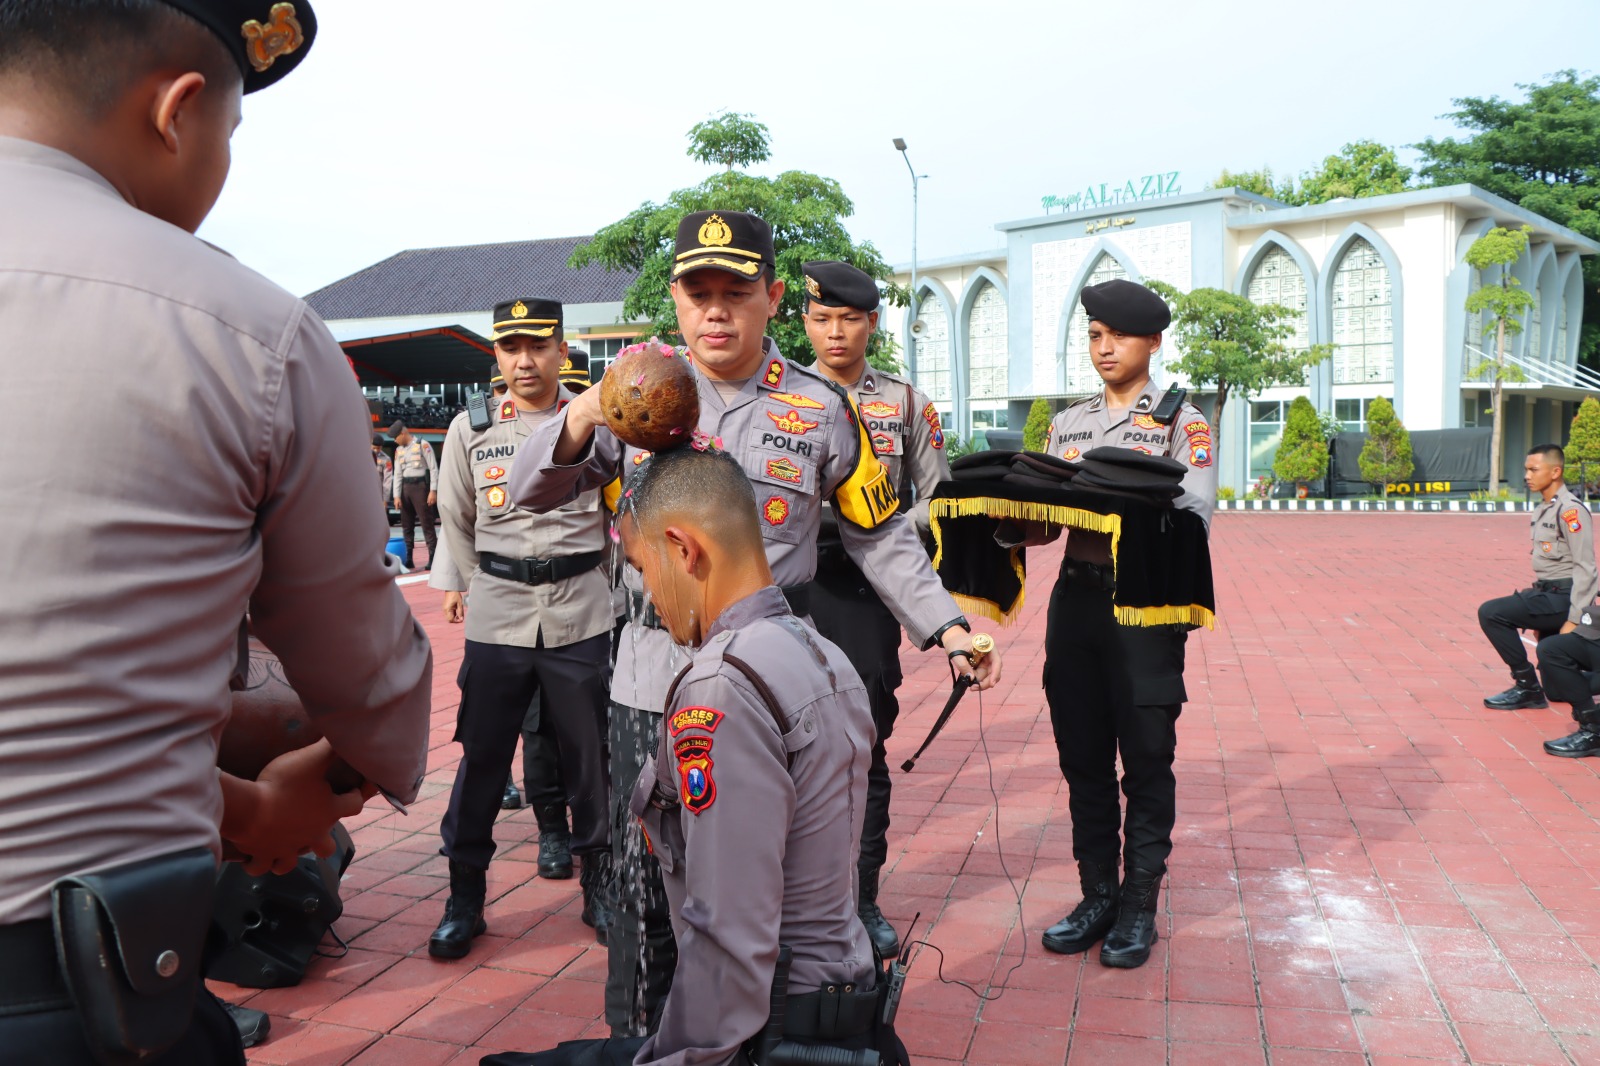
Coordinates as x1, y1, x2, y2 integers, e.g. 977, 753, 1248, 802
50, 846, 217, 1065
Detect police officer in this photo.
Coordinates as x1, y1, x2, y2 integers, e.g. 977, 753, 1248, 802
428, 298, 613, 958
560, 346, 593, 393
0, 2, 433, 1062
1478, 444, 1597, 710
802, 260, 950, 958
374, 433, 395, 506
390, 419, 440, 569
491, 372, 508, 398
1035, 279, 1214, 969
510, 210, 1000, 1037
1536, 601, 1600, 757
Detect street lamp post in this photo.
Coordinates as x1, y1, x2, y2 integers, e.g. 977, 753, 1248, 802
892, 137, 926, 384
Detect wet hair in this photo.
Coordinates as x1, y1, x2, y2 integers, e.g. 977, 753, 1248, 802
1529, 443, 1565, 466
0, 0, 240, 117
622, 446, 762, 551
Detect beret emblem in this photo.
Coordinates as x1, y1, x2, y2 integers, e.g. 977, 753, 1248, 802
511, 300, 529, 318
240, 3, 304, 73
804, 275, 821, 299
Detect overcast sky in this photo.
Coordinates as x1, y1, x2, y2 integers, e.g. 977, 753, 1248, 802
198, 0, 1600, 299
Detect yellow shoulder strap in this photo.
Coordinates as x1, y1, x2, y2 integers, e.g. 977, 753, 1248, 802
832, 391, 899, 529
602, 476, 623, 514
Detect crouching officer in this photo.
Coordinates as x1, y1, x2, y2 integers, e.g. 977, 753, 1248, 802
803, 260, 950, 959
485, 446, 908, 1066
1478, 444, 1597, 710
429, 298, 613, 958
1036, 279, 1214, 969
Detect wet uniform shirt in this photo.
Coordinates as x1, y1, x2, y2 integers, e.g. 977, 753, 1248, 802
510, 340, 965, 716
429, 391, 612, 649
394, 437, 438, 489
0, 136, 432, 924
630, 586, 876, 1066
1530, 485, 1599, 624
1046, 379, 1217, 528
849, 367, 951, 529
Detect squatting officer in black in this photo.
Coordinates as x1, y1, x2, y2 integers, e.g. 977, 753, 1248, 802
803, 260, 950, 958
1477, 444, 1597, 710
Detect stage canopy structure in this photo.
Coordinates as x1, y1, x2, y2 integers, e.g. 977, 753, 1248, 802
341, 326, 495, 388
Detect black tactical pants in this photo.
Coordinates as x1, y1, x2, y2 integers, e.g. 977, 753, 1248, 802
519, 693, 567, 809
397, 477, 437, 566
1479, 586, 1569, 676
1044, 570, 1186, 871
1536, 632, 1600, 723
605, 701, 675, 1037
810, 554, 904, 879
441, 635, 610, 871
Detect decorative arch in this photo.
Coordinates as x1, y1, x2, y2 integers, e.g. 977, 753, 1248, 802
1444, 216, 1497, 423
1557, 254, 1585, 367
1236, 230, 1324, 408
1053, 239, 1140, 393
957, 267, 1010, 423
904, 276, 961, 416
1320, 222, 1405, 409
1527, 242, 1559, 362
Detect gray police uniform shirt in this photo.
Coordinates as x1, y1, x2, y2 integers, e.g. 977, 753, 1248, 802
1046, 379, 1217, 527
0, 136, 432, 924
1530, 485, 1599, 624
394, 437, 439, 491
429, 391, 612, 649
851, 366, 952, 530
510, 340, 964, 716
630, 586, 876, 1066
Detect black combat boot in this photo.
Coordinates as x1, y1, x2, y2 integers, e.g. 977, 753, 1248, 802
221, 1002, 270, 1049
428, 860, 487, 959
579, 850, 613, 945
1099, 865, 1164, 969
1484, 667, 1548, 710
1042, 857, 1119, 955
857, 866, 899, 959
533, 805, 573, 879
500, 775, 523, 810
1545, 709, 1600, 758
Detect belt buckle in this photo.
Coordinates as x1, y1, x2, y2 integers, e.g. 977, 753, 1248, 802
526, 558, 553, 585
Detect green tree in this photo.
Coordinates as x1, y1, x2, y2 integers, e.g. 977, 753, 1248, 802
1415, 71, 1600, 361
1358, 396, 1413, 497
1023, 397, 1053, 452
1272, 395, 1330, 491
1464, 225, 1535, 492
1210, 141, 1412, 206
1144, 281, 1334, 452
571, 112, 902, 371
1567, 396, 1600, 488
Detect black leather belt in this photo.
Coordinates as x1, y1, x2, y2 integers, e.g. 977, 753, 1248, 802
480, 550, 603, 586
627, 583, 813, 630
1061, 558, 1117, 592
0, 918, 70, 1014
401, 476, 428, 483
1534, 579, 1574, 592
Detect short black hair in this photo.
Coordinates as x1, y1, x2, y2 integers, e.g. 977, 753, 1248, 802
0, 0, 240, 116
1529, 443, 1566, 466
622, 446, 762, 551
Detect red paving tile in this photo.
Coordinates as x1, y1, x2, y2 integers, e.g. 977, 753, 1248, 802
227, 514, 1600, 1064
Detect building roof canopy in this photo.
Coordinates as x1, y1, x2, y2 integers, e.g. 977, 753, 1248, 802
342, 326, 495, 387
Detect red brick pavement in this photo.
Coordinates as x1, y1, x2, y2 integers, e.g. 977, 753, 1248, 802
214, 513, 1600, 1065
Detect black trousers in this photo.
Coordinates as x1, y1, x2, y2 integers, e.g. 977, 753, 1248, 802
397, 478, 437, 565
516, 693, 567, 810
604, 701, 675, 1038
441, 635, 610, 870
0, 977, 242, 1066
1044, 573, 1186, 871
810, 553, 904, 880
1478, 587, 1569, 678
1536, 632, 1600, 723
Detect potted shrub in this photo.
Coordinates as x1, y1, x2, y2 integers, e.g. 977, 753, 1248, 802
1272, 396, 1329, 498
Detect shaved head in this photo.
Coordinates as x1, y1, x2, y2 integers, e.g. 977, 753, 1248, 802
622, 446, 764, 553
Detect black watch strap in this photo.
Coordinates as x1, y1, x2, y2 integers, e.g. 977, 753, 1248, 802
928, 618, 971, 650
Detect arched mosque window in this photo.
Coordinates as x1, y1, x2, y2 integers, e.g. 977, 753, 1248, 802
913, 293, 952, 403
1063, 255, 1129, 393
967, 283, 1008, 400
1330, 238, 1393, 384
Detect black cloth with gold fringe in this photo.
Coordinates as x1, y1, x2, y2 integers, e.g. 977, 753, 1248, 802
928, 450, 1214, 629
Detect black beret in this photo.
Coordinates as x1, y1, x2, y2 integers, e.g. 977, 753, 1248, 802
802, 261, 880, 311
372, 434, 385, 447
673, 211, 775, 282
1078, 446, 1187, 486
387, 420, 406, 436
560, 348, 592, 390
161, 0, 317, 93
1012, 451, 1081, 482
492, 298, 562, 341
1081, 279, 1171, 335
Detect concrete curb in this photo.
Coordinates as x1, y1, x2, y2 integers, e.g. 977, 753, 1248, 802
1216, 498, 1536, 513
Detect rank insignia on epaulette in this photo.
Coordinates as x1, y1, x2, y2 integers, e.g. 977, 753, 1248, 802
763, 359, 784, 388
500, 401, 515, 420
768, 392, 825, 410
674, 736, 716, 814
669, 706, 724, 736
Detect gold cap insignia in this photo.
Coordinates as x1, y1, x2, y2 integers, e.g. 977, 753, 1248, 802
560, 357, 573, 371
241, 3, 305, 73
511, 300, 529, 319
804, 275, 822, 299
697, 214, 733, 247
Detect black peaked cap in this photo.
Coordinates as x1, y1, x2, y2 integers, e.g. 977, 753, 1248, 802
673, 211, 775, 281
492, 298, 563, 341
